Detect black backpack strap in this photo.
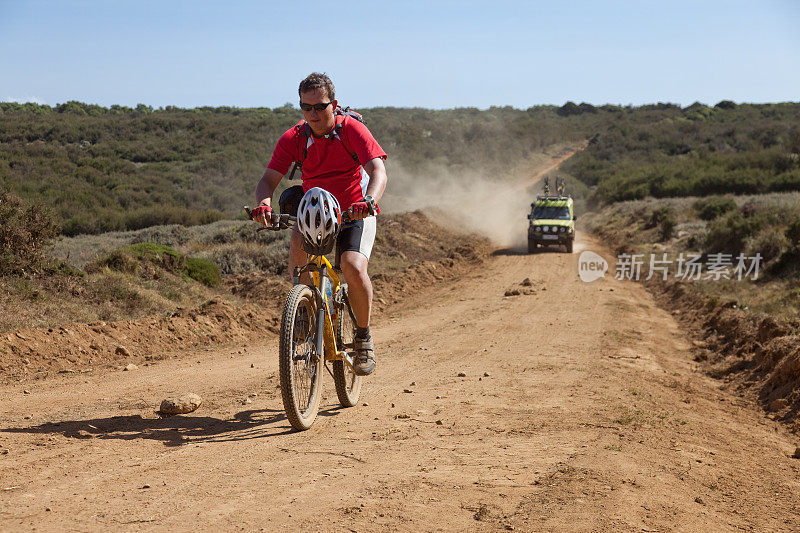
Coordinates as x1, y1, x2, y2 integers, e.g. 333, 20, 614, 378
288, 122, 312, 180
332, 116, 359, 163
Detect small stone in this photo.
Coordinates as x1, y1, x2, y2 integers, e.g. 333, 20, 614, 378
521, 278, 533, 287
248, 392, 259, 398
483, 372, 490, 377
23, 390, 30, 395
115, 345, 131, 357
391, 403, 395, 408
458, 372, 467, 377
159, 393, 202, 415
251, 363, 255, 368
694, 497, 704, 505
792, 447, 800, 459
504, 289, 521, 297
23, 415, 32, 420
242, 397, 252, 405
46, 507, 51, 512
403, 389, 413, 394
1, 449, 8, 455
362, 402, 369, 407
436, 420, 443, 425
123, 364, 138, 371
410, 381, 416, 386
141, 484, 151, 489
435, 395, 442, 399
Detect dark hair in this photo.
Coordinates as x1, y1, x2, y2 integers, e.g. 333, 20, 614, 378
298, 72, 335, 100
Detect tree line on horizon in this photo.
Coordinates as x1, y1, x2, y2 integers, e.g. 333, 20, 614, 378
1, 99, 799, 236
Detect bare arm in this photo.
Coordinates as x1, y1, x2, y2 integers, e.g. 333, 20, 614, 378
253, 168, 284, 226
255, 168, 284, 207
363, 157, 388, 203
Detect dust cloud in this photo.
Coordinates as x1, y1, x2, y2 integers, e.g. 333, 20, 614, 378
381, 161, 541, 250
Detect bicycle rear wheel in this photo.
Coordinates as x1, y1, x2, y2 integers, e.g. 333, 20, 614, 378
279, 284, 322, 430
333, 285, 362, 407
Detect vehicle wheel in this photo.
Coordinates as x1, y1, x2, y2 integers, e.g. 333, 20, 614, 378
279, 284, 322, 431
566, 239, 573, 254
528, 239, 537, 254
333, 285, 362, 407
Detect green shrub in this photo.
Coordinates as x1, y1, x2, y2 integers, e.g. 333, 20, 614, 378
694, 195, 737, 221
786, 216, 800, 248
659, 216, 676, 241
704, 211, 755, 255
127, 243, 185, 272
646, 206, 676, 241
95, 241, 220, 286
98, 249, 140, 274
185, 257, 221, 287
746, 229, 787, 263
96, 242, 184, 274
0, 190, 59, 276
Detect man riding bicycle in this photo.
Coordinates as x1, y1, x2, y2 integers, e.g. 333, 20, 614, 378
251, 72, 388, 376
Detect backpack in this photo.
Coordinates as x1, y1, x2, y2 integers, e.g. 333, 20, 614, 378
287, 106, 365, 181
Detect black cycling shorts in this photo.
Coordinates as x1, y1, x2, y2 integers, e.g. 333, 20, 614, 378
335, 216, 376, 267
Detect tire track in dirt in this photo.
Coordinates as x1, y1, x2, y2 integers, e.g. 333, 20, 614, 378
2, 234, 799, 531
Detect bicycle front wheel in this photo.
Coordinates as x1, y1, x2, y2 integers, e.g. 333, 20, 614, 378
333, 285, 362, 407
279, 284, 323, 430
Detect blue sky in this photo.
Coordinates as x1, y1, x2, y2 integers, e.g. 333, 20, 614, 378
1, 0, 798, 109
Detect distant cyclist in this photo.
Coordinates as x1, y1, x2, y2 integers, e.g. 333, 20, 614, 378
251, 72, 388, 376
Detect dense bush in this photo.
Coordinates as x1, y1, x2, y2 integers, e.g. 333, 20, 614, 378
185, 257, 221, 287
786, 216, 800, 248
0, 189, 59, 275
694, 195, 737, 221
94, 242, 219, 286
704, 211, 755, 256
746, 229, 787, 262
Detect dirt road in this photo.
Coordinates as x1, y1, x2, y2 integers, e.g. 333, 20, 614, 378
2, 234, 800, 532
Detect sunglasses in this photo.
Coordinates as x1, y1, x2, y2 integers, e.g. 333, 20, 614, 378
299, 101, 333, 112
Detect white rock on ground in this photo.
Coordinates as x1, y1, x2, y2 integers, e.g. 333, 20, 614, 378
159, 393, 202, 415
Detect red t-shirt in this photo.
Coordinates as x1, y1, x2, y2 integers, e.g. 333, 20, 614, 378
267, 115, 387, 211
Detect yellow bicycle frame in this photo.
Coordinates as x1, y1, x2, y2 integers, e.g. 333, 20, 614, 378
307, 255, 349, 364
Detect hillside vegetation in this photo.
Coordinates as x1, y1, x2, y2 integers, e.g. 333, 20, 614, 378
561, 102, 800, 205
0, 101, 591, 235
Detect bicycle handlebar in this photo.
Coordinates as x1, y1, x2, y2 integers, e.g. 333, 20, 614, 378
244, 206, 356, 231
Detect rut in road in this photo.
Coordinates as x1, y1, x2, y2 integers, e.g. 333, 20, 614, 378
1, 233, 799, 532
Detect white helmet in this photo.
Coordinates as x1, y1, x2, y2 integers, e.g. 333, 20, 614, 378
297, 187, 342, 255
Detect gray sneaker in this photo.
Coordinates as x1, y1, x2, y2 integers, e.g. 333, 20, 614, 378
353, 336, 375, 376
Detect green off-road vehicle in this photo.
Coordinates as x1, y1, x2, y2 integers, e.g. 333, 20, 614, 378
527, 177, 576, 254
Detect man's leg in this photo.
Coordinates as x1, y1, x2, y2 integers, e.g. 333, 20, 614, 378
340, 250, 375, 375
340, 250, 372, 328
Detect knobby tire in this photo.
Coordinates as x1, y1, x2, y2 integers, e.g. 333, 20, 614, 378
332, 285, 362, 407
279, 284, 322, 431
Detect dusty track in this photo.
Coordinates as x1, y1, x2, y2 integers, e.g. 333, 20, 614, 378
2, 234, 800, 532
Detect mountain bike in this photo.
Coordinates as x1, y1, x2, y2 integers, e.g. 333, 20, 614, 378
244, 208, 363, 431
